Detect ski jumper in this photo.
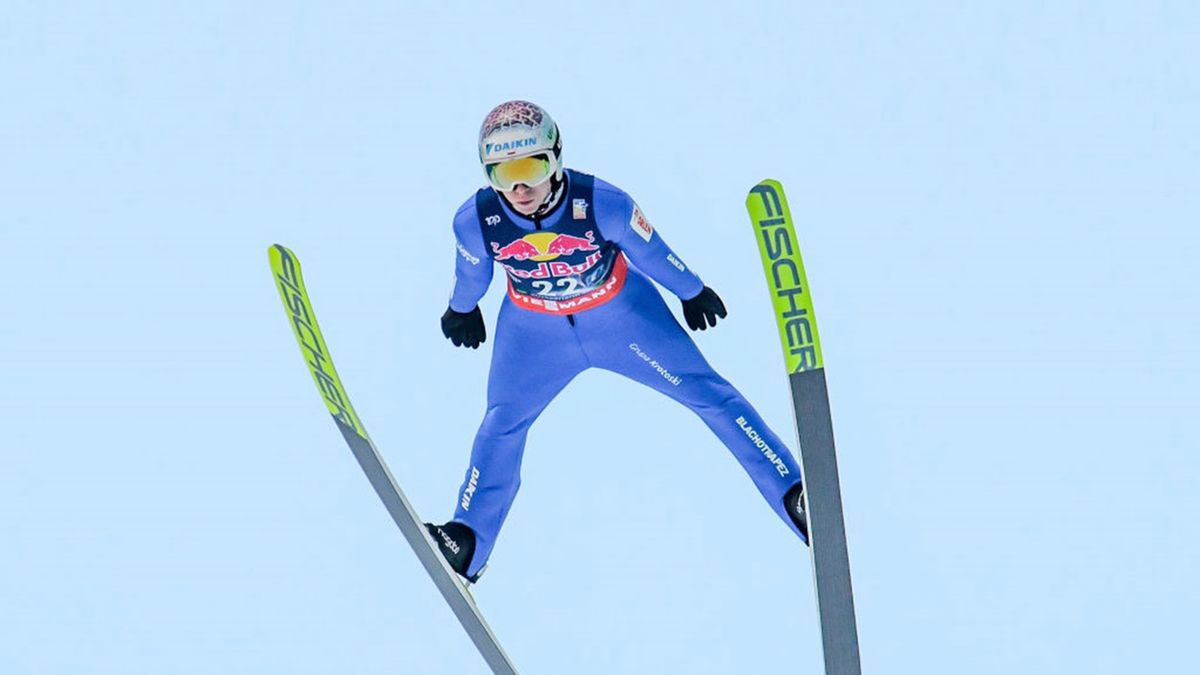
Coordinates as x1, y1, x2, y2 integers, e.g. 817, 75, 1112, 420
449, 170, 805, 577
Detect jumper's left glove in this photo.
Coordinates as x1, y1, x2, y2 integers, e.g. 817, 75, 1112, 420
681, 286, 727, 331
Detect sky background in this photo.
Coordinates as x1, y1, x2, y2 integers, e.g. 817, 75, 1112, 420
2, 2, 1198, 674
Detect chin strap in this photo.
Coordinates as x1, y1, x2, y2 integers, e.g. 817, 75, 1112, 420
533, 173, 566, 218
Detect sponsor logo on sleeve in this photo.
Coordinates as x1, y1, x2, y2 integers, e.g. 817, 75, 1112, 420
630, 204, 653, 242
666, 253, 685, 272
456, 240, 481, 265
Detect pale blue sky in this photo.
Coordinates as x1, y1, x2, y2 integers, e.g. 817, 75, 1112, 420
2, 2, 1197, 674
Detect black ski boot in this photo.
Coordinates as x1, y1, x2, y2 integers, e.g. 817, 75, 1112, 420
784, 483, 810, 545
425, 521, 482, 583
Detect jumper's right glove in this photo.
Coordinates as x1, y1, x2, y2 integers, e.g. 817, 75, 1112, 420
681, 286, 727, 331
441, 305, 486, 349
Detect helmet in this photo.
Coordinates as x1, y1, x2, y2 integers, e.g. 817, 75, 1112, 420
478, 100, 563, 192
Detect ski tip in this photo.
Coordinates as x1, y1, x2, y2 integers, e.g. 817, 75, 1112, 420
268, 243, 299, 268
746, 178, 786, 209
750, 178, 784, 193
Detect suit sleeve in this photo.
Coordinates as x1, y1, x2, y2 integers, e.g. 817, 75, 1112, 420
448, 200, 494, 312
594, 181, 705, 300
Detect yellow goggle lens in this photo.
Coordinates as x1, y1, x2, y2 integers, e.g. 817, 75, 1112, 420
487, 155, 553, 190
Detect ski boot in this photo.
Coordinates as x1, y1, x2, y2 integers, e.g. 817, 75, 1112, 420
784, 483, 810, 545
425, 521, 483, 583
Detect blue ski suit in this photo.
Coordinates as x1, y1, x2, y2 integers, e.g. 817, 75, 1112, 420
449, 170, 804, 577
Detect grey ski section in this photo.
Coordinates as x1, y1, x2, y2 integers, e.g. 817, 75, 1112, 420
790, 369, 861, 675
270, 243, 518, 674
334, 421, 520, 675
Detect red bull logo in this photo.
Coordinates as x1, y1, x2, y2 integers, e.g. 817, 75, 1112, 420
490, 231, 598, 262
489, 238, 540, 261
508, 253, 630, 315
503, 250, 605, 280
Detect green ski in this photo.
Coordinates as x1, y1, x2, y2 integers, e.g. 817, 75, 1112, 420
746, 181, 862, 675
268, 244, 520, 675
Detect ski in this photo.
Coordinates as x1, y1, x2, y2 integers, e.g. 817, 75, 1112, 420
746, 181, 862, 675
267, 244, 520, 675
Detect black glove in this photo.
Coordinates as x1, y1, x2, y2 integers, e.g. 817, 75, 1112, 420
681, 286, 727, 331
441, 305, 486, 348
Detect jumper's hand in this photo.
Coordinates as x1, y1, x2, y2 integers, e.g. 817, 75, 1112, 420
681, 286, 727, 331
441, 306, 486, 348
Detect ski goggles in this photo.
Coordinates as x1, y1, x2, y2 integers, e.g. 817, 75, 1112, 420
484, 154, 555, 191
